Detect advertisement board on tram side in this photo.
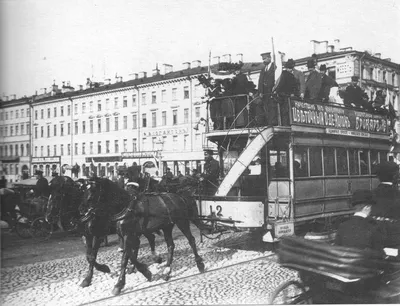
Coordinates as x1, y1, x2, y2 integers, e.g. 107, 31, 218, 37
290, 99, 388, 135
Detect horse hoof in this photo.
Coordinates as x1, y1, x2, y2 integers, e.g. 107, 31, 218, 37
155, 256, 163, 264
162, 274, 171, 281
197, 261, 205, 273
80, 279, 91, 288
127, 266, 137, 274
97, 264, 111, 273
112, 287, 122, 296
144, 270, 152, 282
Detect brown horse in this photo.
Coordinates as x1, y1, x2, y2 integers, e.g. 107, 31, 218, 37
84, 177, 205, 295
45, 176, 162, 288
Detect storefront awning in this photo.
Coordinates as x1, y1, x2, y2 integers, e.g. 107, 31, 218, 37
1, 156, 20, 163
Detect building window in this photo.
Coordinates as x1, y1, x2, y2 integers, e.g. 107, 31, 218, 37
132, 94, 137, 107
82, 102, 86, 114
97, 100, 102, 111
123, 139, 128, 152
89, 101, 93, 112
27, 123, 30, 135
68, 123, 71, 135
152, 137, 157, 150
132, 138, 137, 152
35, 110, 38, 120
183, 86, 189, 99
195, 107, 200, 119
184, 134, 188, 150
142, 113, 147, 127
35, 146, 38, 157
41, 109, 44, 119
47, 125, 50, 138
172, 88, 177, 101
173, 135, 178, 150
54, 107, 57, 117
173, 110, 178, 125
61, 106, 64, 116
123, 116, 127, 129
114, 97, 119, 109
114, 117, 119, 131
184, 108, 189, 123
41, 126, 44, 138
141, 93, 146, 105
74, 122, 78, 135
162, 111, 167, 126
74, 143, 78, 155
21, 124, 24, 135
35, 127, 38, 139
60, 124, 64, 136
15, 110, 19, 119
106, 118, 110, 132
74, 104, 78, 114
90, 142, 93, 154
48, 108, 51, 118
115, 140, 119, 153
47, 145, 50, 156
152, 112, 157, 127
98, 141, 102, 154
152, 91, 157, 104
21, 109, 24, 118
15, 144, 18, 156
123, 96, 127, 108
61, 144, 64, 156
142, 137, 147, 151
106, 140, 110, 153
67, 144, 71, 156
67, 105, 71, 116
54, 125, 57, 136
90, 120, 93, 133
161, 90, 167, 102
97, 119, 101, 133
82, 121, 86, 134
106, 98, 110, 110
53, 145, 57, 156
82, 143, 86, 155
132, 114, 137, 129
15, 125, 19, 135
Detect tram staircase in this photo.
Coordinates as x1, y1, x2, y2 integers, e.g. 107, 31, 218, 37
216, 126, 274, 196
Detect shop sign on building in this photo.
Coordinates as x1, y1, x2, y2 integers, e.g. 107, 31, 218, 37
122, 151, 156, 159
32, 157, 60, 163
143, 127, 188, 137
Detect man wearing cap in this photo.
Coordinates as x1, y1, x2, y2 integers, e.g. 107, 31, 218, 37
344, 76, 369, 109
304, 59, 322, 102
257, 52, 276, 126
291, 59, 306, 99
201, 150, 220, 195
318, 64, 338, 102
335, 189, 384, 252
34, 170, 49, 198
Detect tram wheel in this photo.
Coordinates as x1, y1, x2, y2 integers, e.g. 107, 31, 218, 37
15, 215, 32, 239
30, 217, 52, 240
268, 280, 311, 304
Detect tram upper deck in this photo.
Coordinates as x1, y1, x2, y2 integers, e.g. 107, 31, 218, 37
198, 96, 391, 231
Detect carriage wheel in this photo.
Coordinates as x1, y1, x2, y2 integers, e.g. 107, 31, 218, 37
30, 217, 52, 240
268, 280, 311, 304
15, 215, 32, 239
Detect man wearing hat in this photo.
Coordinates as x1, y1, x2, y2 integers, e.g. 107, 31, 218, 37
344, 76, 369, 109
34, 169, 50, 198
335, 189, 384, 252
257, 52, 277, 126
291, 59, 306, 99
318, 64, 338, 102
201, 150, 220, 195
304, 59, 322, 102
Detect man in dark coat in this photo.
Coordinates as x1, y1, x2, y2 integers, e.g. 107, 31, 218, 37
304, 59, 322, 103
335, 189, 384, 253
127, 162, 141, 183
232, 68, 252, 127
34, 170, 49, 198
257, 52, 276, 126
201, 150, 220, 195
318, 64, 338, 102
344, 76, 369, 109
371, 161, 400, 248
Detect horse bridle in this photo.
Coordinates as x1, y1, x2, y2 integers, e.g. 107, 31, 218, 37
79, 181, 108, 223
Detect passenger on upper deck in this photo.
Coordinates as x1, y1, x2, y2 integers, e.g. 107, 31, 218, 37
231, 67, 253, 127
335, 189, 384, 253
318, 64, 338, 102
258, 52, 277, 126
343, 76, 370, 109
304, 59, 322, 103
371, 90, 388, 115
292, 60, 306, 99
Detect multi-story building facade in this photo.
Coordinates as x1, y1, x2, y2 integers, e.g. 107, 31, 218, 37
1, 40, 399, 183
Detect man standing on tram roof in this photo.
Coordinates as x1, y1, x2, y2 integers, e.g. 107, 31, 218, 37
291, 60, 306, 99
200, 149, 220, 195
344, 76, 369, 109
257, 52, 277, 126
304, 59, 322, 103
318, 64, 338, 102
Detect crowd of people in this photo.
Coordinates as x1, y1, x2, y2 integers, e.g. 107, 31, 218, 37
198, 52, 396, 129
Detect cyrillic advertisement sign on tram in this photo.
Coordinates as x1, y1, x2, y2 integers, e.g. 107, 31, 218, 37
290, 100, 388, 135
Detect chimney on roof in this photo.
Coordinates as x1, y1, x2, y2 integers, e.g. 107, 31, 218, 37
67, 81, 71, 87
129, 73, 139, 80
374, 53, 381, 59
79, 85, 83, 90
334, 39, 340, 51
213, 56, 220, 65
139, 71, 147, 78
62, 81, 65, 87
310, 40, 319, 54
192, 60, 201, 68
340, 47, 353, 51
162, 64, 173, 74
321, 41, 328, 53
384, 58, 391, 62
182, 62, 191, 70
42, 88, 47, 94
10, 94, 16, 100
105, 78, 111, 85
327, 45, 334, 53
222, 54, 231, 63
152, 64, 160, 76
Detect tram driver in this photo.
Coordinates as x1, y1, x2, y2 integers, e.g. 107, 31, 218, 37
200, 149, 220, 195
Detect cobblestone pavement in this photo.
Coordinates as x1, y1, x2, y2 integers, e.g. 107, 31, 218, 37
1, 227, 298, 305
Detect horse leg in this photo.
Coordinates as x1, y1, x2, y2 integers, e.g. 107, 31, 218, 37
80, 234, 98, 287
94, 237, 111, 273
130, 233, 152, 281
176, 220, 205, 273
161, 224, 175, 281
144, 232, 162, 264
112, 234, 133, 296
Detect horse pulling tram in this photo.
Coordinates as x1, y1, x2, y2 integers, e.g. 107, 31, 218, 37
197, 95, 392, 241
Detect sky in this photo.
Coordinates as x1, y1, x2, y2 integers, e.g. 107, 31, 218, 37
0, 0, 399, 98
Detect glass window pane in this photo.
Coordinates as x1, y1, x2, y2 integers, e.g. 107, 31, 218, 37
294, 146, 308, 177
323, 147, 336, 175
359, 150, 369, 175
337, 148, 348, 175
370, 150, 379, 174
349, 149, 359, 175
310, 147, 322, 176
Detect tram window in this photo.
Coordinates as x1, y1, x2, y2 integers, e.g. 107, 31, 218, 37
294, 147, 308, 177
323, 147, 336, 175
309, 147, 322, 176
337, 148, 348, 175
371, 150, 379, 174
349, 149, 359, 175
269, 149, 289, 178
379, 151, 388, 163
359, 150, 369, 175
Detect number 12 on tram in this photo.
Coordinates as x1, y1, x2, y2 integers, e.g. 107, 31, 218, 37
197, 97, 391, 241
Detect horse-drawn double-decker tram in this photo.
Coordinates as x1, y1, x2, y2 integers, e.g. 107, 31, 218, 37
197, 95, 391, 241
